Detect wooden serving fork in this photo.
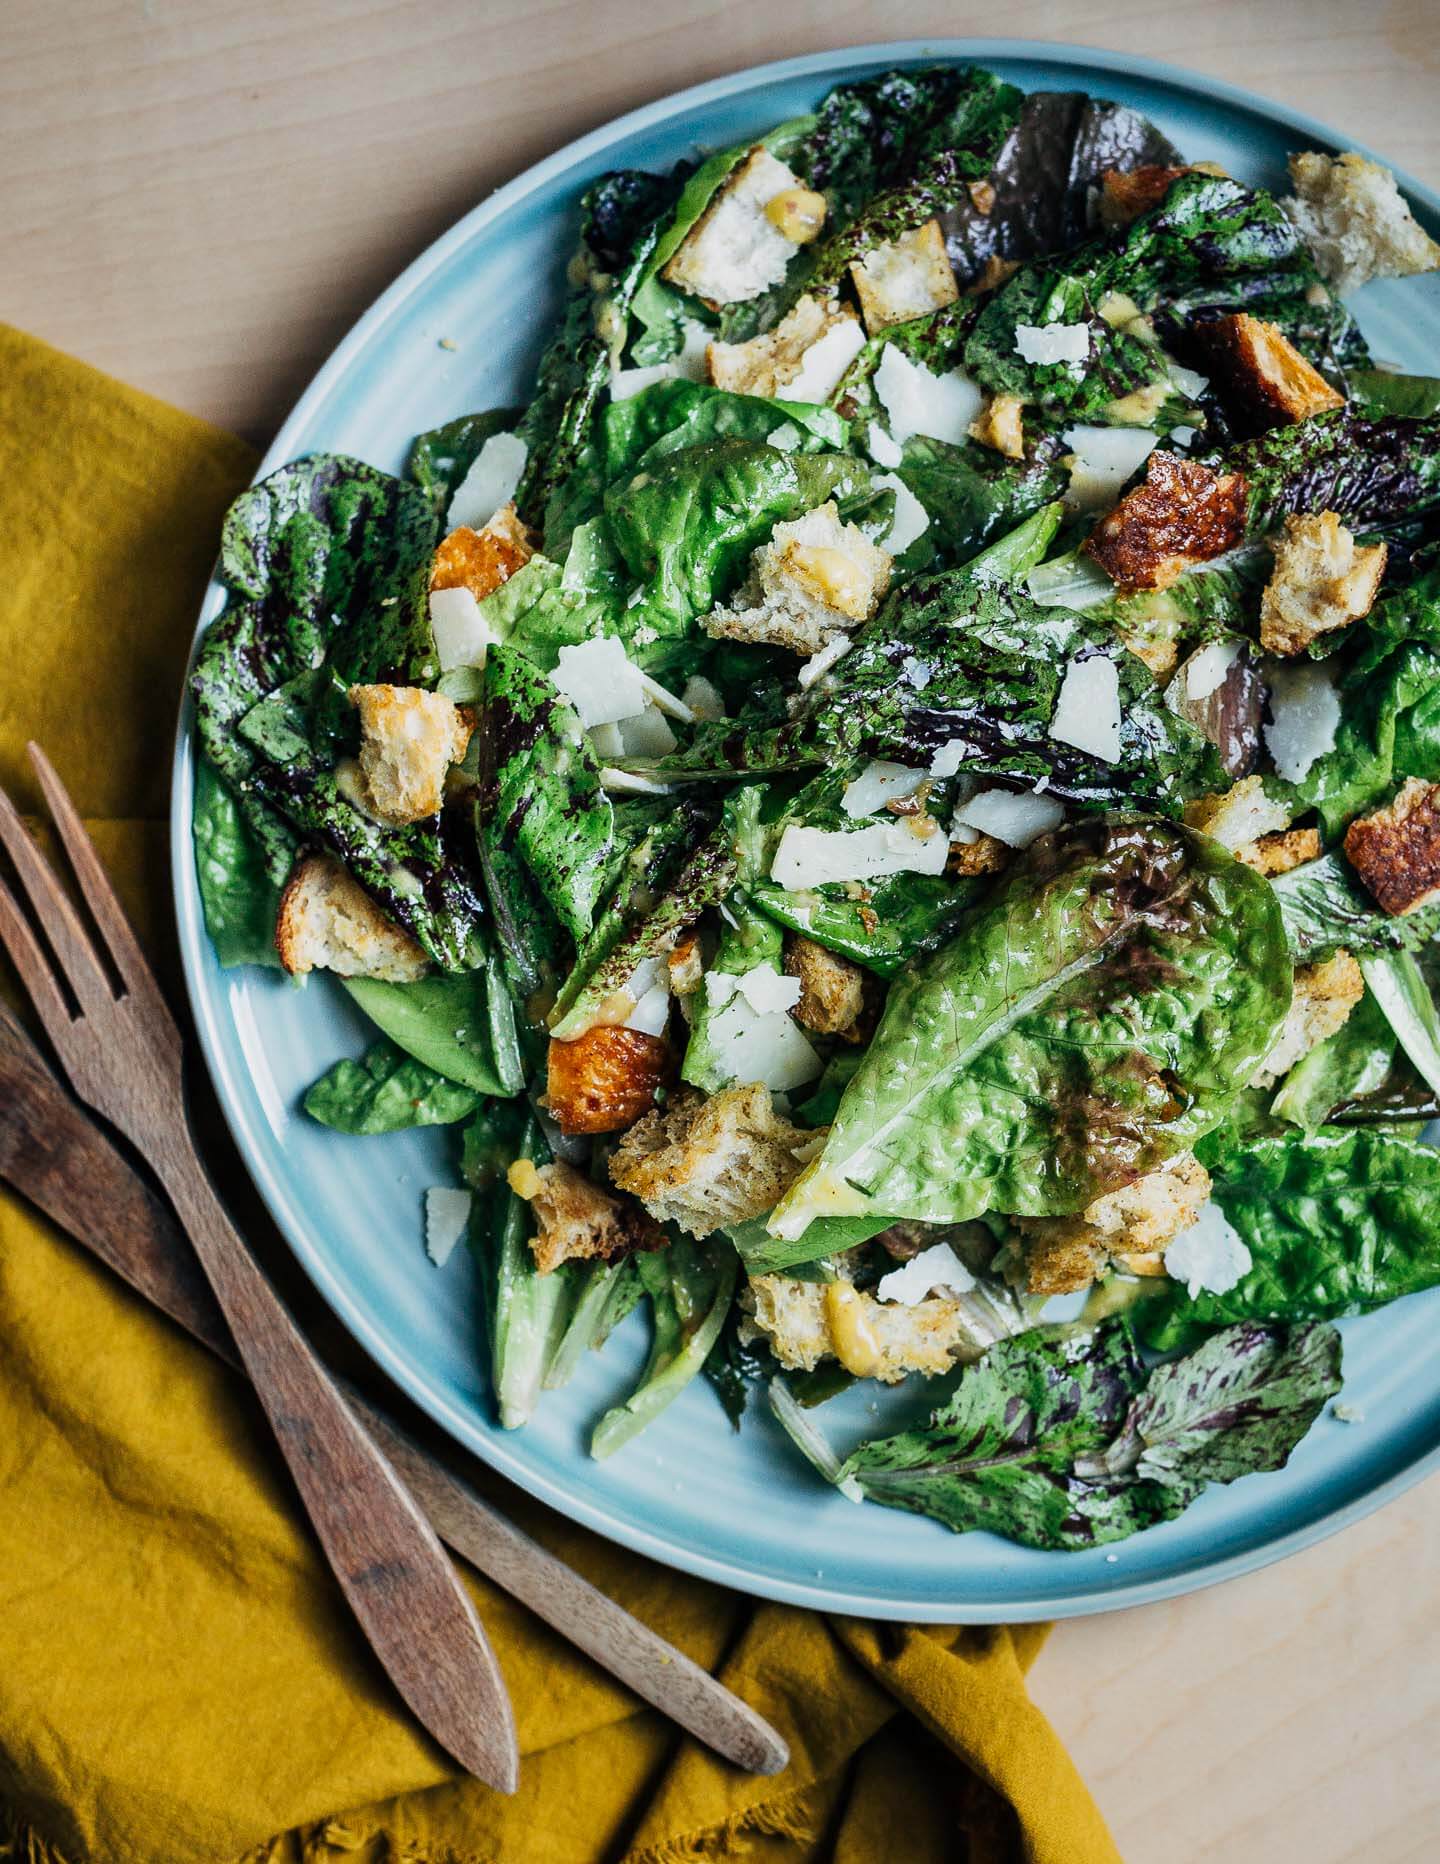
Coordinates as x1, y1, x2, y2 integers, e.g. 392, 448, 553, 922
0, 745, 520, 1790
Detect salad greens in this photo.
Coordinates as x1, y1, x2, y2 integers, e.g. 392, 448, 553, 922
190, 58, 1440, 1555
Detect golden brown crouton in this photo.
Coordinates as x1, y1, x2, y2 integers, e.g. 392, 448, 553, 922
783, 934, 866, 1036
969, 392, 1027, 460
1259, 511, 1387, 657
703, 502, 892, 655
609, 1082, 810, 1236
506, 1158, 664, 1275
1251, 952, 1364, 1087
275, 853, 428, 982
666, 931, 704, 998
1344, 778, 1440, 916
662, 145, 807, 307
963, 255, 1021, 297
948, 832, 1012, 877
430, 503, 535, 603
848, 219, 958, 334
745, 1275, 982, 1381
1016, 1153, 1212, 1293
348, 684, 473, 825
1196, 312, 1345, 430
1083, 451, 1248, 594
1235, 825, 1322, 877
1097, 164, 1193, 228
545, 1025, 671, 1136
1184, 776, 1294, 851
1286, 151, 1440, 296
706, 292, 864, 402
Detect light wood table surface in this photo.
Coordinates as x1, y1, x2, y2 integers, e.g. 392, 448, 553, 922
6, 3, 1440, 1858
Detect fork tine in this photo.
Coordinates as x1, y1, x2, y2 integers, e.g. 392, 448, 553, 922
26, 743, 153, 1000
0, 782, 115, 1017
0, 873, 76, 1048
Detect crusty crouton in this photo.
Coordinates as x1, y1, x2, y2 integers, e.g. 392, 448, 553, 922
1097, 164, 1191, 228
745, 1275, 979, 1381
848, 219, 958, 334
1259, 511, 1387, 657
430, 502, 535, 603
506, 1158, 663, 1275
969, 392, 1027, 460
546, 1025, 670, 1136
1235, 825, 1322, 877
706, 292, 863, 401
948, 832, 1011, 877
1344, 778, 1440, 915
275, 853, 428, 982
964, 254, 1021, 297
703, 502, 892, 655
783, 934, 866, 1036
1083, 451, 1248, 594
666, 931, 704, 998
1184, 775, 1294, 851
609, 1082, 810, 1236
1250, 951, 1364, 1086
662, 145, 807, 307
348, 684, 473, 826
1196, 313, 1344, 430
1016, 1153, 1212, 1293
1285, 151, 1440, 296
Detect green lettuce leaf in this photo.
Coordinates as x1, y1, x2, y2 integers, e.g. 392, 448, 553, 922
343, 969, 525, 1096
302, 1041, 484, 1133
192, 758, 284, 968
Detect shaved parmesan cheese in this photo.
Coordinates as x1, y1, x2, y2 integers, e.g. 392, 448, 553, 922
552, 636, 646, 726
1264, 662, 1340, 782
675, 320, 712, 380
874, 345, 984, 445
767, 421, 804, 451
1169, 424, 1200, 447
617, 705, 677, 758
681, 674, 725, 720
1167, 362, 1209, 400
842, 759, 926, 818
770, 818, 949, 890
775, 319, 866, 404
1014, 322, 1090, 366
447, 432, 528, 530
797, 633, 853, 688
1061, 424, 1158, 512
599, 767, 673, 794
703, 965, 818, 1090
610, 362, 676, 401
867, 421, 904, 468
425, 1188, 472, 1268
929, 738, 973, 779
637, 670, 695, 722
587, 720, 623, 759
429, 585, 500, 672
1185, 638, 1242, 702
872, 471, 931, 553
736, 966, 803, 1014
1164, 1201, 1251, 1298
1050, 654, 1122, 762
952, 787, 1064, 848
624, 984, 672, 1036
876, 1241, 977, 1305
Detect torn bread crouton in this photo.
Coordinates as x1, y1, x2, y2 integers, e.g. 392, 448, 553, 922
1250, 951, 1364, 1087
1083, 451, 1247, 594
1096, 163, 1223, 229
783, 934, 866, 1036
347, 684, 473, 826
703, 502, 892, 655
1259, 511, 1387, 657
1235, 825, 1322, 877
1184, 775, 1294, 851
1285, 151, 1440, 296
948, 832, 1011, 877
1195, 312, 1344, 430
1016, 1153, 1212, 1293
706, 292, 864, 400
745, 1275, 980, 1381
506, 1158, 663, 1275
661, 145, 808, 307
1344, 778, 1440, 915
969, 392, 1027, 460
430, 502, 535, 603
848, 219, 958, 334
546, 1025, 670, 1136
275, 853, 428, 982
609, 1082, 810, 1236
666, 931, 704, 998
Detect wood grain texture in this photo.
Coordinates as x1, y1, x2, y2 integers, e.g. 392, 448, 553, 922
5, 0, 1440, 1853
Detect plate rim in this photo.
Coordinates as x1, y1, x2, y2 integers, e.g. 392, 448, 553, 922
170, 36, 1440, 1622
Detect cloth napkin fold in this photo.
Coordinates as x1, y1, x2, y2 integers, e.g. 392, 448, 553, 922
0, 322, 1121, 1864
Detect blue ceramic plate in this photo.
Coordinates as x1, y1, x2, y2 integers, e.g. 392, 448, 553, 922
171, 41, 1440, 1621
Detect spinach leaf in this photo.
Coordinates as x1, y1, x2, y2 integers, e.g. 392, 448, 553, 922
769, 816, 1291, 1239
832, 1316, 1339, 1550
192, 758, 284, 967
344, 969, 525, 1096
1141, 1128, 1440, 1348
407, 407, 522, 519
1350, 370, 1440, 420
302, 1041, 483, 1133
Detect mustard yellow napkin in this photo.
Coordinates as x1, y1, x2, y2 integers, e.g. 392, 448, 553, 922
0, 323, 1121, 1864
